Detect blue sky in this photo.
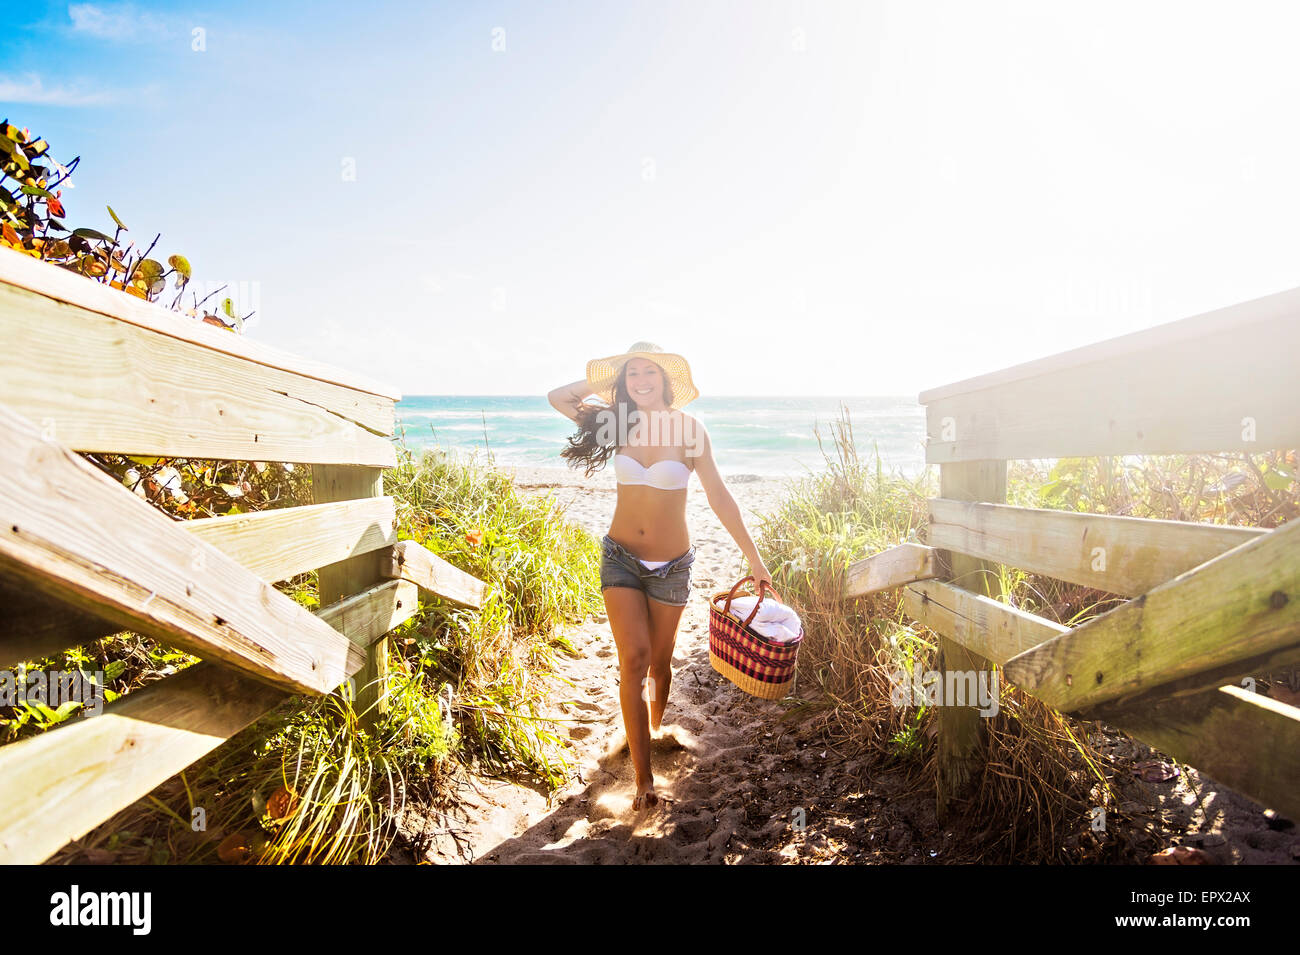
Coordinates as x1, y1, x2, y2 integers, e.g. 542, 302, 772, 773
5, 0, 1300, 397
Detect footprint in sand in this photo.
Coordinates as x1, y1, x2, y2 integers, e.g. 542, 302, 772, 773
649, 725, 698, 754
672, 715, 705, 734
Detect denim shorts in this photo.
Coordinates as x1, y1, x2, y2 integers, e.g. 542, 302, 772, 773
599, 534, 696, 607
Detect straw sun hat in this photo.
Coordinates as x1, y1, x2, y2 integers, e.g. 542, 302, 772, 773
586, 341, 700, 409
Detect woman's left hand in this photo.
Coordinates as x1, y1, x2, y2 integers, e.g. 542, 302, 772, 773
750, 559, 779, 601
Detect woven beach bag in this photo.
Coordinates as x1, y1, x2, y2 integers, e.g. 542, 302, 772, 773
708, 576, 803, 700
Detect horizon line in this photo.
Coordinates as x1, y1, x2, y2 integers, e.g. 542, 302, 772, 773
395, 393, 921, 400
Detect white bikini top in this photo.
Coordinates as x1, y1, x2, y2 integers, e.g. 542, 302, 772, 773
613, 453, 691, 490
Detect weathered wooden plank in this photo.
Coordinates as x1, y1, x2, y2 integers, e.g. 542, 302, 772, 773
844, 543, 938, 599
0, 662, 287, 865
0, 249, 399, 400
928, 499, 1265, 598
1, 579, 420, 678
1103, 685, 1300, 822
0, 403, 365, 694
186, 497, 397, 583
921, 286, 1300, 463
904, 580, 1300, 819
0, 280, 395, 465
318, 579, 420, 650
0, 498, 397, 668
384, 540, 486, 609
1003, 518, 1300, 712
934, 459, 1006, 821
903, 579, 1068, 665
314, 465, 389, 725
920, 284, 1300, 404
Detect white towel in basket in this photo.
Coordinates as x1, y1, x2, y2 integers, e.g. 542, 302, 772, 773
725, 595, 802, 643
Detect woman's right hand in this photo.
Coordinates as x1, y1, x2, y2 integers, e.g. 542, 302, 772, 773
547, 378, 595, 423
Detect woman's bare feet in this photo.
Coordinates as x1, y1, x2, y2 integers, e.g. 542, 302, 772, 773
632, 775, 659, 811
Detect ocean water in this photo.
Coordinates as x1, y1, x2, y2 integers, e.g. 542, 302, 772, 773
395, 396, 927, 478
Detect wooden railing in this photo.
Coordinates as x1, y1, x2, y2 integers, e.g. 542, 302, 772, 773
0, 251, 486, 863
845, 285, 1300, 822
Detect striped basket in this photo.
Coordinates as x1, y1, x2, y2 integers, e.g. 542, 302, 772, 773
708, 576, 803, 700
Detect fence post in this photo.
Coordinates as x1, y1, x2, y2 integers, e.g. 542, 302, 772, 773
934, 459, 1007, 821
312, 464, 387, 727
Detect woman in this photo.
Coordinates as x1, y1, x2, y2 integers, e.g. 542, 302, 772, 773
547, 341, 775, 810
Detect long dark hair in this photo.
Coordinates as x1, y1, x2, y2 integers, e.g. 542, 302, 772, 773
561, 360, 676, 476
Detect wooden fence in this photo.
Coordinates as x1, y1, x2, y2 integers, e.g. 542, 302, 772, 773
845, 285, 1300, 822
0, 251, 486, 863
